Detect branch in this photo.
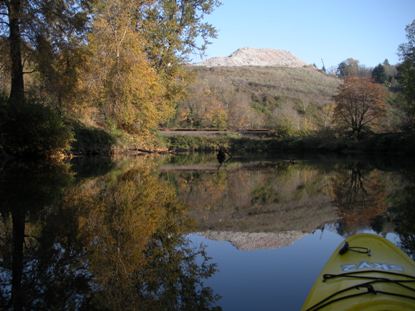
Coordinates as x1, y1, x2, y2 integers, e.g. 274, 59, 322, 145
23, 69, 37, 74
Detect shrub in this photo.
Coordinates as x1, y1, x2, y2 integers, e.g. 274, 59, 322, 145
0, 99, 73, 158
72, 123, 116, 155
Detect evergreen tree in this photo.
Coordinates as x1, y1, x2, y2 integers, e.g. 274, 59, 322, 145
397, 19, 415, 130
372, 64, 387, 84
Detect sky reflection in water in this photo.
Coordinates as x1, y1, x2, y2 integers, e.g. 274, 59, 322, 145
0, 154, 414, 310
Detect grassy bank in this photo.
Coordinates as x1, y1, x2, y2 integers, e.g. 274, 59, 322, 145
164, 131, 415, 155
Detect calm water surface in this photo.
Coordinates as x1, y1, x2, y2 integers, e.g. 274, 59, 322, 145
0, 154, 414, 310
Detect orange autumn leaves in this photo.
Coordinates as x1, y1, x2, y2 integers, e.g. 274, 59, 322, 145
333, 77, 387, 138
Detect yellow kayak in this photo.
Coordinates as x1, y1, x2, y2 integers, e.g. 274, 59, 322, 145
302, 233, 415, 311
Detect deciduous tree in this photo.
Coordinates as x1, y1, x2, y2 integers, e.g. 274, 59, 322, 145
0, 0, 93, 106
333, 77, 386, 138
337, 58, 360, 78
137, 0, 221, 116
81, 0, 173, 140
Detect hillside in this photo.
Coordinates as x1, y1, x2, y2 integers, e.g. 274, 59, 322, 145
172, 49, 341, 132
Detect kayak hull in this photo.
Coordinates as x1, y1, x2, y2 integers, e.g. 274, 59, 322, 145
302, 233, 415, 311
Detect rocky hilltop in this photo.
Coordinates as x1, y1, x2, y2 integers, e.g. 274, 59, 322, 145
197, 47, 307, 68
200, 231, 306, 251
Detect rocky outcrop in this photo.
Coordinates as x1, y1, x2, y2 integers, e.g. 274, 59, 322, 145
196, 47, 307, 68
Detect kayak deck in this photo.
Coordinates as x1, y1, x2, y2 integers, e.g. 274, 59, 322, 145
302, 233, 415, 311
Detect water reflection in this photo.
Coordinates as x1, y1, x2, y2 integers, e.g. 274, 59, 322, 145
331, 161, 390, 234
388, 166, 415, 259
0, 158, 220, 310
1, 155, 415, 310
160, 155, 415, 256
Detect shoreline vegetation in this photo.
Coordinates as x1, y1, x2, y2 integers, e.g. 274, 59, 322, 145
0, 1, 414, 161
162, 130, 415, 155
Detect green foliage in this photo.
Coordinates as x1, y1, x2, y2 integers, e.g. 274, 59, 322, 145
372, 64, 387, 84
0, 99, 73, 158
397, 20, 415, 131
372, 60, 398, 86
139, 0, 221, 66
167, 135, 230, 152
251, 94, 281, 118
274, 118, 296, 138
72, 124, 116, 156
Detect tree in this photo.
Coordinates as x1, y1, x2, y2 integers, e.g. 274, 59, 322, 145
337, 58, 373, 78
333, 77, 386, 138
372, 64, 387, 84
397, 19, 415, 131
79, 0, 221, 140
382, 59, 398, 80
0, 0, 93, 106
0, 0, 93, 157
372, 60, 398, 86
337, 58, 360, 78
80, 0, 173, 139
137, 0, 221, 116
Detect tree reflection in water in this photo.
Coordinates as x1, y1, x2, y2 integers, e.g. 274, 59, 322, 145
161, 156, 415, 257
388, 166, 415, 259
1, 155, 415, 309
330, 159, 415, 258
0, 158, 220, 310
331, 161, 388, 234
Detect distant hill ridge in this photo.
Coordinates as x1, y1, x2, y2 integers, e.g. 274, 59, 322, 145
197, 47, 308, 68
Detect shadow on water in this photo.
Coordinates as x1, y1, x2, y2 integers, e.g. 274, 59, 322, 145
0, 158, 221, 310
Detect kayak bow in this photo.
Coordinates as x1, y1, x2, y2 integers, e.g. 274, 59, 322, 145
302, 233, 415, 311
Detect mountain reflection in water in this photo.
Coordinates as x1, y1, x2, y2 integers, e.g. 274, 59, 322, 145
1, 154, 415, 310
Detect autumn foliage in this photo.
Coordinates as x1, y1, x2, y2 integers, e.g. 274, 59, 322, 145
333, 77, 386, 138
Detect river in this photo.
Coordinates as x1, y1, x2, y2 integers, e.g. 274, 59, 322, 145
0, 154, 414, 310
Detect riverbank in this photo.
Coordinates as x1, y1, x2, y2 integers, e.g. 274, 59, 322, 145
3, 125, 414, 160
163, 131, 415, 155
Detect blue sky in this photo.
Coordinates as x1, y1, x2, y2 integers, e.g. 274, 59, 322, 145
196, 0, 415, 69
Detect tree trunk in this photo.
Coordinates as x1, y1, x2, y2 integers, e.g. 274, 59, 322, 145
8, 0, 25, 105
11, 210, 25, 311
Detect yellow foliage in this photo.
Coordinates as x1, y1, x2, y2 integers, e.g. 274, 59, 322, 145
79, 0, 174, 141
64, 157, 188, 308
